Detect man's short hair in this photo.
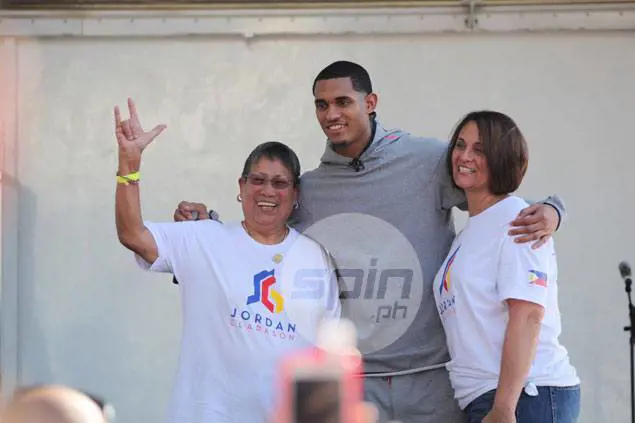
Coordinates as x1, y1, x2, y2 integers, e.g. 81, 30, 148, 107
446, 110, 528, 196
312, 61, 373, 95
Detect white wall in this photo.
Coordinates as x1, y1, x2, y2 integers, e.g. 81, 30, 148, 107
1, 6, 634, 423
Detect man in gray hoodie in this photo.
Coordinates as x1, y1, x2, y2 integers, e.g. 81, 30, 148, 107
173, 61, 565, 423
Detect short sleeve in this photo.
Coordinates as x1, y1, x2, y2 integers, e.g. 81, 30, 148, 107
497, 235, 554, 307
134, 221, 196, 273
435, 147, 467, 211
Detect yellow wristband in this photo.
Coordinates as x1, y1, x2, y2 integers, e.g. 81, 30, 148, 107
116, 171, 140, 185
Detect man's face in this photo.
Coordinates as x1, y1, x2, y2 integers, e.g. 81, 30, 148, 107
313, 77, 377, 152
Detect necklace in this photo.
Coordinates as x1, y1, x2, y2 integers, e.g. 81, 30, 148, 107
241, 221, 289, 263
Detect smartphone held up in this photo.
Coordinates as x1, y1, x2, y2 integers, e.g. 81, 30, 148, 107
276, 319, 364, 423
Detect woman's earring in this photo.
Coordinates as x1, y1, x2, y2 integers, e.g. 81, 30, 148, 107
237, 194, 242, 202
293, 201, 299, 210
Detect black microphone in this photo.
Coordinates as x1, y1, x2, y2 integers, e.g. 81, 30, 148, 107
349, 158, 365, 172
622, 261, 633, 292
621, 261, 635, 423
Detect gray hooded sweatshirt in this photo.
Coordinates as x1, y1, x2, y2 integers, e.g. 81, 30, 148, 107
293, 117, 565, 375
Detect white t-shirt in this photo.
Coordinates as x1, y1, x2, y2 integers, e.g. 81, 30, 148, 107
433, 196, 579, 410
135, 220, 341, 423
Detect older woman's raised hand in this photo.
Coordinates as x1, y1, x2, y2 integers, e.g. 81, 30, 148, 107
114, 98, 166, 172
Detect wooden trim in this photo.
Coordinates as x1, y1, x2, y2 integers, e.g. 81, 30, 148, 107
6, 0, 450, 10
3, 0, 634, 10
0, 1, 633, 34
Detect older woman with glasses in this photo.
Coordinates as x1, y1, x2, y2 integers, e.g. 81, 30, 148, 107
114, 98, 341, 423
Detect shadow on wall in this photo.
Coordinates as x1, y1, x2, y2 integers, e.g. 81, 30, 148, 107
4, 173, 126, 408
8, 174, 54, 386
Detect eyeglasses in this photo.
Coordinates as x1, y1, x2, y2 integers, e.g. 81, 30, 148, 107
244, 173, 293, 190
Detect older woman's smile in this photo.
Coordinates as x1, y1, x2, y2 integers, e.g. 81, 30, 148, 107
256, 200, 278, 210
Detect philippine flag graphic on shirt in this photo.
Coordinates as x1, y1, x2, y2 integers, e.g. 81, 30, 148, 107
528, 270, 548, 287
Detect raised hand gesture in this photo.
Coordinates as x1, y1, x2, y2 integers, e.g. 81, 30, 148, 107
114, 98, 166, 173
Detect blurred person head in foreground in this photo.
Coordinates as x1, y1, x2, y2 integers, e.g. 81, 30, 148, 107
2, 385, 108, 423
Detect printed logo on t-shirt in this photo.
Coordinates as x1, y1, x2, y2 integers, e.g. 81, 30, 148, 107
528, 270, 548, 287
247, 269, 285, 313
229, 269, 297, 342
438, 245, 461, 317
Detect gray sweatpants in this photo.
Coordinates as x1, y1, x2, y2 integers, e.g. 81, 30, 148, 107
363, 368, 466, 423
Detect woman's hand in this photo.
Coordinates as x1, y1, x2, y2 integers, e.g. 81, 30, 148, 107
115, 97, 166, 173
482, 406, 516, 423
